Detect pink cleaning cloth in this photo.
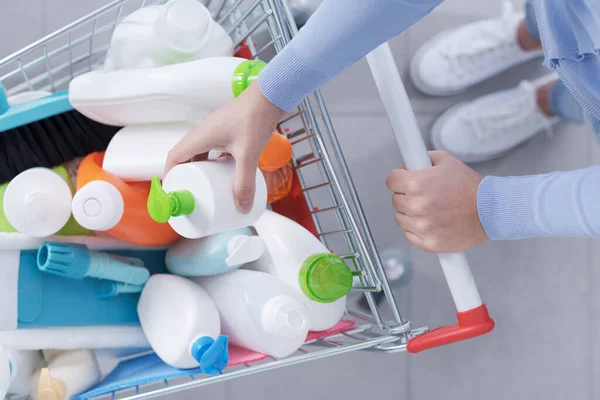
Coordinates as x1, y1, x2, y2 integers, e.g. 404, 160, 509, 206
305, 320, 356, 342
226, 320, 356, 366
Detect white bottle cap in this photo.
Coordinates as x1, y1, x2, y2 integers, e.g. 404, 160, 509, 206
72, 181, 124, 231
0, 348, 11, 399
225, 235, 266, 267
261, 295, 308, 338
156, 0, 211, 54
3, 168, 73, 237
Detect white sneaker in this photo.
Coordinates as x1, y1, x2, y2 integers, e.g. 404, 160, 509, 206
410, 1, 544, 96
430, 75, 559, 163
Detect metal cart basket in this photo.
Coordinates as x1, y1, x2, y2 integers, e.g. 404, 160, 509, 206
0, 0, 493, 398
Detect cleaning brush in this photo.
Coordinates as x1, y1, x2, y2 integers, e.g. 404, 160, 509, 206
0, 85, 120, 183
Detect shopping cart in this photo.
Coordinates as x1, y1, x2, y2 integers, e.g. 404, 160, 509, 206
0, 0, 494, 398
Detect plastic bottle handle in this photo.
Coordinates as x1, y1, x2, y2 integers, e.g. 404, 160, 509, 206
225, 235, 266, 267
366, 43, 494, 352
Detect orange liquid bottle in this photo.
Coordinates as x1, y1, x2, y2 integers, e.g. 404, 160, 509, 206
263, 161, 293, 204
258, 133, 294, 204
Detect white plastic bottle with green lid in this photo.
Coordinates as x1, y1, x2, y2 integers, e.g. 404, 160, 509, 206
0, 347, 43, 398
104, 0, 233, 70
148, 157, 267, 239
69, 57, 265, 126
137, 275, 228, 372
248, 210, 354, 331
194, 269, 310, 358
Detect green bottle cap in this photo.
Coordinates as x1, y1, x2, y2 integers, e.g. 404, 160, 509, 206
232, 60, 267, 98
148, 176, 195, 223
298, 253, 353, 303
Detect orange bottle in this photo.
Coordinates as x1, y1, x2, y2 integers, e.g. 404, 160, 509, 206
259, 133, 293, 172
258, 133, 294, 204
263, 162, 293, 204
75, 152, 180, 246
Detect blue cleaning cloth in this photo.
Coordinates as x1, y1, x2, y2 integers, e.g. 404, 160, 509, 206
74, 353, 202, 399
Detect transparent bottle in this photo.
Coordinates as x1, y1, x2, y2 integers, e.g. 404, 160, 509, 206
263, 162, 293, 204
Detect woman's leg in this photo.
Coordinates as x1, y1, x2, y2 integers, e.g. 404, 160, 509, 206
585, 114, 600, 143
547, 80, 586, 123
523, 0, 539, 39
518, 1, 542, 50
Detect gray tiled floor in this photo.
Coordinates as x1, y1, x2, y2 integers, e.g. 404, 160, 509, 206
2, 0, 598, 399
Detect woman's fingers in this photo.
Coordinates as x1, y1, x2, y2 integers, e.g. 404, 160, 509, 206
394, 212, 417, 233
164, 125, 216, 174
233, 151, 261, 213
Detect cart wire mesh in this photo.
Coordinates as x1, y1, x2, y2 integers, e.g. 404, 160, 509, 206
0, 0, 426, 397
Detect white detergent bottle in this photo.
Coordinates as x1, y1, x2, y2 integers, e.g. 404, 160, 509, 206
69, 57, 265, 126
147, 157, 267, 239
31, 349, 101, 400
103, 123, 194, 182
3, 168, 73, 237
137, 275, 228, 372
104, 0, 233, 70
249, 210, 353, 331
0, 347, 43, 399
194, 269, 310, 358
166, 227, 265, 276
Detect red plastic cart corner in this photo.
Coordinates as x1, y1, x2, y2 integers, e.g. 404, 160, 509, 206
407, 304, 495, 353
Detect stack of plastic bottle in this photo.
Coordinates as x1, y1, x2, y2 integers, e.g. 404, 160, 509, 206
0, 0, 354, 398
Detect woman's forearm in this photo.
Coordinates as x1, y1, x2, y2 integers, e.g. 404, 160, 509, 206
258, 0, 444, 111
478, 166, 600, 239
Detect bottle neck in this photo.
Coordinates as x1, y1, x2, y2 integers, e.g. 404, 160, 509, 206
261, 295, 307, 338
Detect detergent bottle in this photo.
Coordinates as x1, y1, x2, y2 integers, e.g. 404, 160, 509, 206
104, 0, 233, 70
31, 350, 101, 400
74, 151, 181, 246
194, 269, 310, 358
263, 162, 293, 204
69, 58, 266, 126
0, 347, 43, 399
2, 168, 73, 237
147, 156, 267, 239
166, 227, 265, 276
137, 275, 228, 372
257, 132, 294, 204
249, 210, 353, 331
102, 123, 194, 182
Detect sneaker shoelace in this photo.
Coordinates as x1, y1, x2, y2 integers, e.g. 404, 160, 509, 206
462, 81, 554, 141
442, 1, 520, 73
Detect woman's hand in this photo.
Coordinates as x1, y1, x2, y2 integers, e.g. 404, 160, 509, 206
165, 83, 287, 213
386, 151, 488, 253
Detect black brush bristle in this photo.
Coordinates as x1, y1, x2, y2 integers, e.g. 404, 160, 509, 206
0, 110, 121, 183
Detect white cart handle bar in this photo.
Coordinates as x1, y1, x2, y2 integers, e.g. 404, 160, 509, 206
366, 43, 494, 352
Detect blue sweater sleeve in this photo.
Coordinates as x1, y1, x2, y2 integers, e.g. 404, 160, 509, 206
477, 167, 600, 239
258, 0, 444, 111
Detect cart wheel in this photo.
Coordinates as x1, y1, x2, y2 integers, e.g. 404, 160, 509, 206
358, 248, 412, 311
